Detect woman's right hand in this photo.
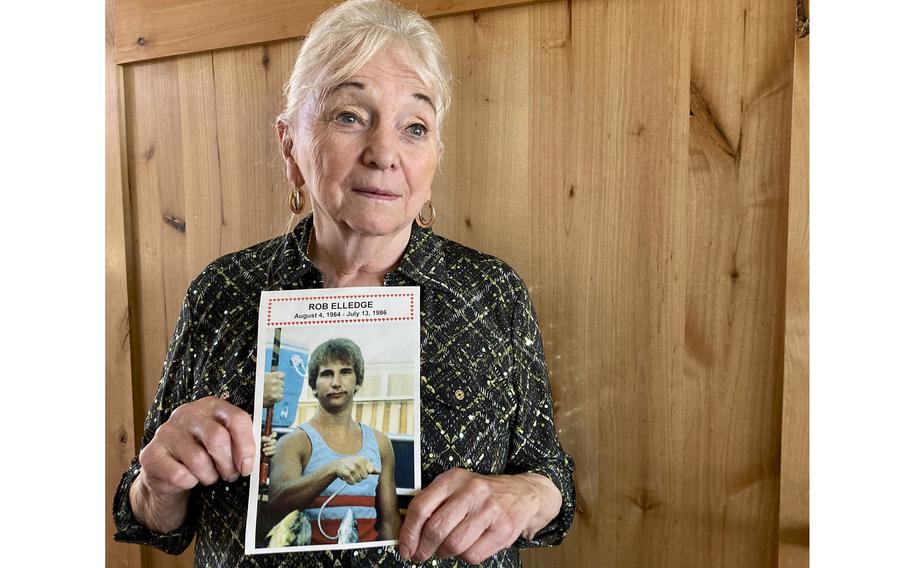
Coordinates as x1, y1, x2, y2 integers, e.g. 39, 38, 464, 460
333, 455, 377, 485
131, 396, 256, 532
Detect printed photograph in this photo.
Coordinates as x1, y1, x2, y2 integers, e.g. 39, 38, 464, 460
246, 288, 421, 554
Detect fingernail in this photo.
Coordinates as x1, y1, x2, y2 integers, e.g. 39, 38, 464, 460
399, 546, 410, 559
241, 457, 253, 473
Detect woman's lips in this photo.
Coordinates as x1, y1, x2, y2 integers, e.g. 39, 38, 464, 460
352, 187, 399, 201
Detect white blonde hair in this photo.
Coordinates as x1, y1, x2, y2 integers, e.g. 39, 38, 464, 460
277, 0, 453, 137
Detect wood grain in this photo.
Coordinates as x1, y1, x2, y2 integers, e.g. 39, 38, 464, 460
561, 1, 688, 565
687, 1, 796, 566
125, 56, 192, 432
124, 54, 200, 568
106, 0, 143, 565
433, 5, 532, 277
113, 0, 547, 64
778, 31, 809, 568
210, 40, 302, 257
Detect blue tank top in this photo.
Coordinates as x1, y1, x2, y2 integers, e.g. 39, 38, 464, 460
298, 422, 382, 543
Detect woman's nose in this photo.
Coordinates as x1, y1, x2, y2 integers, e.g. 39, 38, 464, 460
362, 126, 398, 170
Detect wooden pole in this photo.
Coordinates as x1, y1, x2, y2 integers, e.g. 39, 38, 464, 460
259, 327, 281, 499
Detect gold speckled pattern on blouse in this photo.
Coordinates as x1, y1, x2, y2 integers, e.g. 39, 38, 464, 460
113, 214, 576, 567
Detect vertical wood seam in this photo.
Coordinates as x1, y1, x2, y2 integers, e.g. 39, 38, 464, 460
106, 0, 142, 564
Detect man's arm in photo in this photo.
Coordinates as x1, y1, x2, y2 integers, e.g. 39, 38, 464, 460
374, 430, 401, 540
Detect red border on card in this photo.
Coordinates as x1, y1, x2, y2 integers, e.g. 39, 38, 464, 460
266, 292, 415, 326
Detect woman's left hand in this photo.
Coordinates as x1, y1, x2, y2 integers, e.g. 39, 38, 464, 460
398, 468, 561, 565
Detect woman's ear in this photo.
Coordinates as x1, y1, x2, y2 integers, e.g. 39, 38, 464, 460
276, 120, 293, 157
276, 119, 305, 187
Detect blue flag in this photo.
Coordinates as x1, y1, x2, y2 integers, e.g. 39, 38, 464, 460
264, 345, 308, 428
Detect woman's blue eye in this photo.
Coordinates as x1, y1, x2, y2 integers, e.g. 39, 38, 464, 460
337, 112, 359, 124
408, 123, 427, 137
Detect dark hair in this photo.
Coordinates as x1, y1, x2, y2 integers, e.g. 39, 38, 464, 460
307, 338, 365, 390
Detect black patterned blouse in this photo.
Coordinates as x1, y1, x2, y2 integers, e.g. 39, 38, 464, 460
113, 214, 576, 567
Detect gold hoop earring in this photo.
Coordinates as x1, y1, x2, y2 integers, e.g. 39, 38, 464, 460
288, 185, 306, 215
416, 200, 436, 228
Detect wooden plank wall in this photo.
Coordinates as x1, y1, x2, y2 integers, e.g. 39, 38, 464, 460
106, 0, 804, 566
106, 0, 142, 566
112, 0, 537, 63
778, 1, 809, 564
681, 0, 796, 566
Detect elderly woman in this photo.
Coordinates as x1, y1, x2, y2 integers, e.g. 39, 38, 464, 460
113, 1, 575, 566
267, 338, 400, 544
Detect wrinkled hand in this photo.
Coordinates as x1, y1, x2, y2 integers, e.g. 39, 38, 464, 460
398, 468, 556, 565
263, 371, 286, 407
138, 396, 256, 496
261, 432, 278, 457
333, 455, 378, 485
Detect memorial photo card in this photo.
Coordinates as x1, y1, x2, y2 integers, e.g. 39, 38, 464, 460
245, 287, 421, 555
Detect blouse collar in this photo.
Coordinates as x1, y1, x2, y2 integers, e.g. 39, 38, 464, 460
277, 213, 445, 291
